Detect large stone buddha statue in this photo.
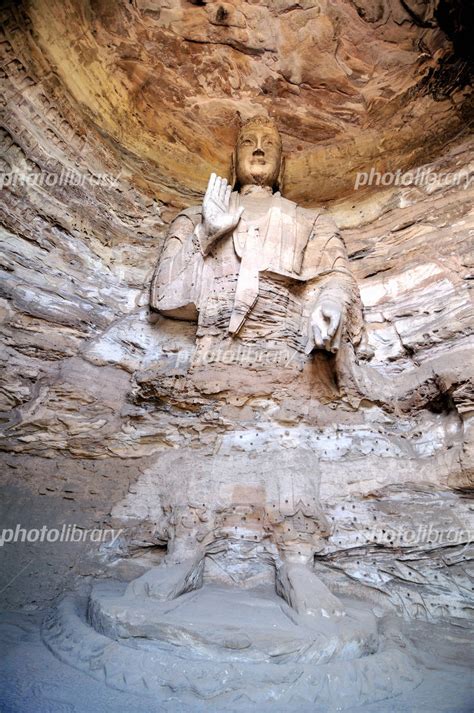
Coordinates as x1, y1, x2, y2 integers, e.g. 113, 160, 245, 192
42, 125, 422, 713
138, 114, 364, 617
151, 116, 358, 365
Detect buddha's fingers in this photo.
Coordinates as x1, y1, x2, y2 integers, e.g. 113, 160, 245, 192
205, 172, 216, 199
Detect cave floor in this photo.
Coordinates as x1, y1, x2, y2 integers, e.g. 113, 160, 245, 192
0, 606, 473, 713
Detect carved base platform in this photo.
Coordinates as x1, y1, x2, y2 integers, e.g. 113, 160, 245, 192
89, 581, 378, 664
42, 580, 423, 710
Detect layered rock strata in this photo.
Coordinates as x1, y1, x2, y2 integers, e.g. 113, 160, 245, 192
0, 3, 472, 709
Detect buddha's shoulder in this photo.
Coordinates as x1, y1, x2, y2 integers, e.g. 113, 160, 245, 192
278, 193, 326, 221
172, 204, 202, 223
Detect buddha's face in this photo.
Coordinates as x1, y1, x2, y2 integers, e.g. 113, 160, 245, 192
235, 125, 282, 188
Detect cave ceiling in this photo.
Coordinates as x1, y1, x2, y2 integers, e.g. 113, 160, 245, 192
2, 0, 473, 207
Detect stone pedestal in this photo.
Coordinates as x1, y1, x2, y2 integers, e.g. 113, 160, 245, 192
42, 577, 422, 710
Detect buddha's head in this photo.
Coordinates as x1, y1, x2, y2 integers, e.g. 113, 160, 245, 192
233, 116, 283, 191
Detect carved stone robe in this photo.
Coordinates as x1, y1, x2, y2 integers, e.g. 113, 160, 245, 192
150, 187, 358, 357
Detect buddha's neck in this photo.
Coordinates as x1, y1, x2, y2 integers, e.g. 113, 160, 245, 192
240, 184, 273, 197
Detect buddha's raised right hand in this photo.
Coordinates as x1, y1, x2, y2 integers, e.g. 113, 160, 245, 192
195, 173, 243, 254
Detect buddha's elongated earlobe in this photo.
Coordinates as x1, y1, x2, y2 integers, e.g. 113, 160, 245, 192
276, 154, 285, 193
229, 150, 237, 189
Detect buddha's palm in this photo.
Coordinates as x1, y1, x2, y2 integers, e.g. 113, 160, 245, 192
308, 299, 343, 353
202, 173, 243, 241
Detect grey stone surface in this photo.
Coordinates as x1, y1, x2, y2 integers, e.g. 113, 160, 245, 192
88, 579, 378, 662
0, 3, 473, 710
1, 606, 474, 712
41, 583, 424, 709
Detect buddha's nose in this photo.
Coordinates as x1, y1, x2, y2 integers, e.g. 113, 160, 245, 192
253, 148, 265, 156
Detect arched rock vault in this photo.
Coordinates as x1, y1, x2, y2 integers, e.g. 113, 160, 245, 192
0, 0, 473, 631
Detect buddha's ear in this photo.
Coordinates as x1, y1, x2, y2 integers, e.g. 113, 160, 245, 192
276, 154, 286, 194
229, 150, 237, 189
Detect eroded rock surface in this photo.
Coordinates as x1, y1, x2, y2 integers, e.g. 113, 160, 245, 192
0, 1, 473, 709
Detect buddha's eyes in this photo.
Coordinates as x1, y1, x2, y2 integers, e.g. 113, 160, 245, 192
239, 136, 277, 148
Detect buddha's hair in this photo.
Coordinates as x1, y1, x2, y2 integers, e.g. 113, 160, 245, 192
238, 115, 281, 143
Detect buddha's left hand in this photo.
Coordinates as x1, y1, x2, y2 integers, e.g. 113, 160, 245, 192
306, 299, 344, 354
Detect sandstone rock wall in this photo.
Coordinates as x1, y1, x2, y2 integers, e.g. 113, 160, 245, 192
0, 0, 472, 619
